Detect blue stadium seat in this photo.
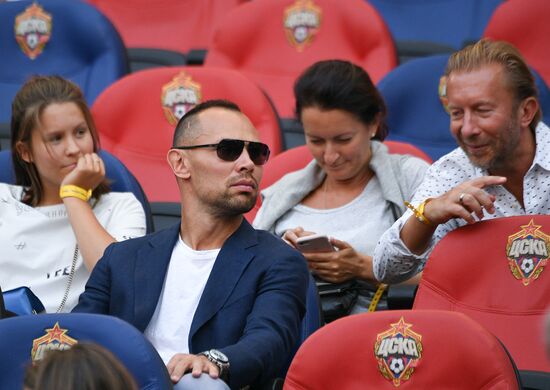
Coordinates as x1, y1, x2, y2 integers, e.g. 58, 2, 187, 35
368, 0, 502, 54
378, 55, 455, 161
0, 0, 128, 126
0, 149, 153, 233
0, 313, 171, 390
378, 54, 550, 161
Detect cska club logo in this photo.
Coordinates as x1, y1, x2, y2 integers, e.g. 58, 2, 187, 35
283, 0, 322, 52
14, 3, 52, 60
438, 76, 449, 113
506, 219, 549, 286
374, 317, 423, 387
161, 71, 202, 126
31, 322, 78, 363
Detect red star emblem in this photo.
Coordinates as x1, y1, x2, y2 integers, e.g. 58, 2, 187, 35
521, 220, 542, 237
389, 317, 413, 336
45, 322, 67, 342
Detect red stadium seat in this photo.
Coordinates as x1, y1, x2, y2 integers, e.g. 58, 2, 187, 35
86, 0, 245, 54
483, 0, 550, 86
385, 140, 432, 164
204, 0, 397, 119
245, 141, 431, 222
284, 310, 521, 389
414, 215, 550, 372
91, 66, 282, 202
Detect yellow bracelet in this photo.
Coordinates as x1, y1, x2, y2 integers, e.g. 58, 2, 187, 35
404, 198, 433, 226
59, 185, 92, 201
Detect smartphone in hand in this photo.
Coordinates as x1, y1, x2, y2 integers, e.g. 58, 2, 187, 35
295, 234, 335, 253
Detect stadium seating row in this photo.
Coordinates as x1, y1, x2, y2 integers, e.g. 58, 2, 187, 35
2, 1, 550, 388
3, 214, 550, 389
2, 0, 550, 160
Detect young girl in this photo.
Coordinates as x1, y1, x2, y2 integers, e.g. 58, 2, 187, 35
0, 76, 146, 312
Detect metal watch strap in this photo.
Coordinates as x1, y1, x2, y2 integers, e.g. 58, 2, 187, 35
199, 350, 230, 382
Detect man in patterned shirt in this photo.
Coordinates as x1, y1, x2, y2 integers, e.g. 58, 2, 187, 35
374, 38, 550, 283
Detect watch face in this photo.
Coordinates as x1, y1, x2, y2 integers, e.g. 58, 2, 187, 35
210, 349, 229, 363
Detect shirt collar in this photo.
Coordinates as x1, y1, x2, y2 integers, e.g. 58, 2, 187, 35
471, 121, 550, 176
532, 121, 550, 171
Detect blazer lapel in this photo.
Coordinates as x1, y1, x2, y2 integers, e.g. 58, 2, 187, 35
189, 220, 258, 341
133, 223, 180, 332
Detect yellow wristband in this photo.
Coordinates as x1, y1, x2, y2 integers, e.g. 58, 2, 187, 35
404, 198, 433, 226
59, 185, 92, 201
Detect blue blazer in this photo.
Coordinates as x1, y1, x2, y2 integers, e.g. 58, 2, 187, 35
74, 219, 308, 389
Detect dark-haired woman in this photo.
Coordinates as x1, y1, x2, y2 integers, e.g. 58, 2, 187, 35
254, 60, 429, 316
0, 76, 146, 312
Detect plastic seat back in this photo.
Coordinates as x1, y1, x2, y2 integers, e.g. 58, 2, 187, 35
378, 55, 457, 161
484, 0, 550, 87
0, 313, 171, 390
205, 0, 397, 119
368, 0, 502, 50
284, 310, 521, 389
87, 0, 246, 54
0, 0, 128, 125
378, 54, 550, 161
91, 66, 282, 202
414, 215, 550, 372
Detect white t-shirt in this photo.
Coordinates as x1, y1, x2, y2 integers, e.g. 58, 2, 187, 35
0, 183, 146, 312
274, 176, 394, 256
274, 176, 394, 313
144, 236, 219, 364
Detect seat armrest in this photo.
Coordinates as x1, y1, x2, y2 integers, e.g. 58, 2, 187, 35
386, 284, 418, 310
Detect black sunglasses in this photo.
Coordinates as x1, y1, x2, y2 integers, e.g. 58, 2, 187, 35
173, 138, 270, 165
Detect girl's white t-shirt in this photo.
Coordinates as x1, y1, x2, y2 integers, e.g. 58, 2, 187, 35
0, 183, 147, 312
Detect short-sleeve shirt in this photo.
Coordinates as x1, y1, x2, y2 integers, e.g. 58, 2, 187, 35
0, 184, 146, 312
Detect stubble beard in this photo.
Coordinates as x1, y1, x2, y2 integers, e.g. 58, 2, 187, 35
205, 189, 258, 218
462, 116, 520, 172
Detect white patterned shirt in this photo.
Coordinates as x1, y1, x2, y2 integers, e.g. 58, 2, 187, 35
373, 121, 550, 283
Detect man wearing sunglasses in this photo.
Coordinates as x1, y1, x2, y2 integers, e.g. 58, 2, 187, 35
74, 100, 309, 390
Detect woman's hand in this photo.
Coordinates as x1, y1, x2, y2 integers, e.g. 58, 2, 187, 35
60, 152, 113, 272
282, 227, 316, 248
61, 152, 105, 191
305, 238, 375, 283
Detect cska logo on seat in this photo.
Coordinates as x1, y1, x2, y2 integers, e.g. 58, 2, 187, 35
31, 322, 78, 363
161, 71, 202, 126
374, 317, 423, 387
14, 3, 52, 60
438, 76, 450, 113
283, 0, 322, 52
506, 219, 549, 286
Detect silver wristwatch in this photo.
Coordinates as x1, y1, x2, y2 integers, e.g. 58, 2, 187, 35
199, 349, 230, 381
